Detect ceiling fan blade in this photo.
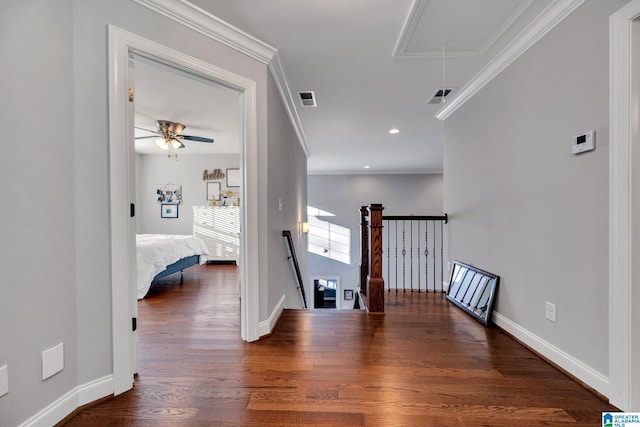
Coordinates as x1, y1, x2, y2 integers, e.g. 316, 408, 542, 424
134, 135, 158, 140
181, 135, 214, 143
135, 126, 158, 134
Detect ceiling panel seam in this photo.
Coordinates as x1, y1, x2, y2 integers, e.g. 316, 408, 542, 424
392, 0, 536, 59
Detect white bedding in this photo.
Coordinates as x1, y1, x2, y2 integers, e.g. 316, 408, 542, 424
136, 234, 209, 299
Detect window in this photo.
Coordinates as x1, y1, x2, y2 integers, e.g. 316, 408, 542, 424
307, 206, 335, 217
307, 215, 350, 264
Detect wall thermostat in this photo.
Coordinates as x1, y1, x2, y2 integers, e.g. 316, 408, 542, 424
572, 130, 595, 154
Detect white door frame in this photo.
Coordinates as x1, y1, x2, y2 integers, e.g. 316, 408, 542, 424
609, 0, 640, 411
108, 25, 261, 395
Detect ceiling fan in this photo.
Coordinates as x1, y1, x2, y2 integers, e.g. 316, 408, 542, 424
135, 120, 214, 159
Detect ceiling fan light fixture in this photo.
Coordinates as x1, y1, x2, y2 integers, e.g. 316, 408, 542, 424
135, 120, 211, 158
155, 138, 168, 150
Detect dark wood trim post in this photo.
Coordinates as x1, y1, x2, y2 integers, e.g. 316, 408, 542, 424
368, 204, 384, 313
359, 206, 369, 296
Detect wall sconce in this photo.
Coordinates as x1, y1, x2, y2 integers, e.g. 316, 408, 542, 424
302, 222, 310, 233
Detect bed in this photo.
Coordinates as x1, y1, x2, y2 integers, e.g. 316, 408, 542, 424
136, 234, 209, 299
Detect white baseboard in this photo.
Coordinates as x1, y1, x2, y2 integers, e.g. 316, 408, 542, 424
492, 312, 609, 396
258, 294, 286, 337
19, 375, 113, 427
77, 375, 114, 406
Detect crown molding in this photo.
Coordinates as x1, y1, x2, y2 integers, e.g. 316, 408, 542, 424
435, 0, 586, 120
133, 0, 276, 63
132, 0, 310, 156
267, 54, 310, 156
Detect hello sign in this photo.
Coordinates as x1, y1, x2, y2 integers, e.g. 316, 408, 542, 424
203, 169, 225, 181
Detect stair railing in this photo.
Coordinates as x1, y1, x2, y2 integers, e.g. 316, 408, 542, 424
359, 206, 448, 313
282, 230, 308, 308
382, 214, 448, 292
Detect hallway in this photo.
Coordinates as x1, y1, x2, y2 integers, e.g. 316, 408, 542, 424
63, 264, 616, 426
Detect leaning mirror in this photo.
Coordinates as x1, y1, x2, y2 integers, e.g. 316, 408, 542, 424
446, 261, 499, 326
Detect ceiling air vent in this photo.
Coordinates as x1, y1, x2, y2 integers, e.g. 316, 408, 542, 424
428, 88, 454, 105
298, 91, 317, 107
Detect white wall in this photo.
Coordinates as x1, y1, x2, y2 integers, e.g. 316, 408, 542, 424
307, 174, 443, 305
1, 1, 78, 426
443, 0, 627, 390
136, 153, 240, 235
265, 71, 308, 313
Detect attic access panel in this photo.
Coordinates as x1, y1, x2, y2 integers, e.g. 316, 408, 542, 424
446, 261, 499, 326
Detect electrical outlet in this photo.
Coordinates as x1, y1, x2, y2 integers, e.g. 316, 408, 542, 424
545, 302, 557, 322
0, 365, 8, 397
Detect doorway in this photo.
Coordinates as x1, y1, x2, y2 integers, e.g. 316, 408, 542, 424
108, 26, 261, 396
130, 51, 243, 373
312, 277, 339, 309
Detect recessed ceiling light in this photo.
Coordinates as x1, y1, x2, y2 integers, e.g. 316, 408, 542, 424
364, 165, 371, 169
389, 128, 400, 134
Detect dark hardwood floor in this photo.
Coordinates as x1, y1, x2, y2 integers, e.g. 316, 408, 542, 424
64, 264, 617, 426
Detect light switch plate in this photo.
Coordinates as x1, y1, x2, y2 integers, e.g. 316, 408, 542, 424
42, 343, 64, 380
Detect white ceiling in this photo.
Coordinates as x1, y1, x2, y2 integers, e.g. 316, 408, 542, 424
136, 0, 554, 173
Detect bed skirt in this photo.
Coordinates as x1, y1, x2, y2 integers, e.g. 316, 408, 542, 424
152, 255, 201, 281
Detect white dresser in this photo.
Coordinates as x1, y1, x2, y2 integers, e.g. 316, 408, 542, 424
193, 206, 240, 263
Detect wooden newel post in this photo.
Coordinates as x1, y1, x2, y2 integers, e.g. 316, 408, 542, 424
359, 206, 369, 296
368, 204, 384, 313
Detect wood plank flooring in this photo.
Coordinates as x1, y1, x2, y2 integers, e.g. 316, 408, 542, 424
63, 264, 617, 426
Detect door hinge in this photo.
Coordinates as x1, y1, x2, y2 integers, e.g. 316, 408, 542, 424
132, 317, 137, 332
128, 88, 134, 102
130, 203, 135, 218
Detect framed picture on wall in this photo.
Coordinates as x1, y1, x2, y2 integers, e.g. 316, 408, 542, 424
156, 183, 182, 204
226, 168, 240, 187
161, 204, 179, 218
207, 182, 221, 201
344, 289, 354, 300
